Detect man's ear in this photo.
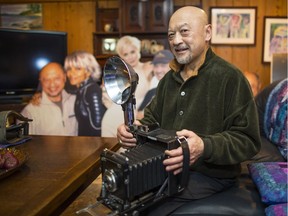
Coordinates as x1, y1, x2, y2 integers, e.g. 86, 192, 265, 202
205, 24, 212, 42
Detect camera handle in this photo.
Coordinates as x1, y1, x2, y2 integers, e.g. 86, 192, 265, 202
120, 95, 135, 128
177, 137, 190, 190
154, 136, 190, 201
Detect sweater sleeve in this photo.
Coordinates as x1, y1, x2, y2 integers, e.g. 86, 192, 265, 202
201, 74, 262, 165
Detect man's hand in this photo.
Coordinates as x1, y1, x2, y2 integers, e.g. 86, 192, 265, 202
116, 121, 141, 148
30, 92, 42, 106
163, 129, 204, 175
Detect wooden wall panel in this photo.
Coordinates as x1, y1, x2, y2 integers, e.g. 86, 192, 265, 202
42, 1, 96, 54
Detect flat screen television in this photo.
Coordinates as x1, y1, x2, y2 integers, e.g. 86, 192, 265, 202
0, 28, 67, 103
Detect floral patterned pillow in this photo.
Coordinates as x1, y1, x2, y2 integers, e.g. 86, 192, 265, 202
264, 79, 288, 160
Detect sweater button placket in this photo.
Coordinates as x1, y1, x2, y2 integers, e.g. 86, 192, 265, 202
179, 91, 185, 116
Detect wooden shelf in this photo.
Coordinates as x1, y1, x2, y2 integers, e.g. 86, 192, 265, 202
94, 0, 173, 58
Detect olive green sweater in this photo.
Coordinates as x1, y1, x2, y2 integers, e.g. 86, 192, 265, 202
140, 48, 261, 179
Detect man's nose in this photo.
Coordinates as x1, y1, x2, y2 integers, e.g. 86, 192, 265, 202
49, 80, 58, 87
173, 32, 183, 45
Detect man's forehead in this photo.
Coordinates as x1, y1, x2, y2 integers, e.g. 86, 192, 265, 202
169, 7, 207, 29
41, 68, 64, 78
168, 22, 189, 31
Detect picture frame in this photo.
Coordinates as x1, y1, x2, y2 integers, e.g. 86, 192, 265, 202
262, 16, 288, 63
102, 38, 118, 54
210, 7, 257, 45
0, 4, 42, 30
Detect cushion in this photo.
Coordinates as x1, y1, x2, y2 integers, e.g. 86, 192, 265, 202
248, 162, 288, 205
255, 80, 282, 137
264, 79, 288, 160
265, 203, 287, 216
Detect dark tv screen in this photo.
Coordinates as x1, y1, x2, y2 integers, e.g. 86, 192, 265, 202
0, 28, 67, 102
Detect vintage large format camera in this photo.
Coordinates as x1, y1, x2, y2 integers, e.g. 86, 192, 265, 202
81, 56, 189, 216
99, 124, 189, 215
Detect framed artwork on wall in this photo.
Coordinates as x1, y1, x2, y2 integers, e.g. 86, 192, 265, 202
262, 16, 288, 63
0, 4, 42, 30
210, 7, 257, 45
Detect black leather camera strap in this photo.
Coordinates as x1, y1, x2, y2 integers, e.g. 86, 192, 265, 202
178, 137, 190, 188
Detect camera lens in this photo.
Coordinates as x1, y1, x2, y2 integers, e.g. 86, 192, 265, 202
103, 169, 118, 192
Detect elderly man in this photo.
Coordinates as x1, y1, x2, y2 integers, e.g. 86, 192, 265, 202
21, 62, 78, 136
117, 6, 261, 215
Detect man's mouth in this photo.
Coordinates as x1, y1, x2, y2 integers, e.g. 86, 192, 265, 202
49, 89, 59, 94
175, 46, 189, 54
49, 91, 62, 98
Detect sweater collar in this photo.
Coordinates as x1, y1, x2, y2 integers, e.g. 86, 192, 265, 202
169, 47, 214, 77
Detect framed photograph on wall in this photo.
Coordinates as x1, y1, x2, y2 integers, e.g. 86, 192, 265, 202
262, 17, 288, 63
210, 7, 257, 45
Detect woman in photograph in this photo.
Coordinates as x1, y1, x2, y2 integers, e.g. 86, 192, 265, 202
64, 50, 106, 136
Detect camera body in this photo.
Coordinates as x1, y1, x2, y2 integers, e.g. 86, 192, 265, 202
98, 124, 186, 215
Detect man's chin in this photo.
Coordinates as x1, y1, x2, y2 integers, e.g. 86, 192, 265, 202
176, 57, 187, 64
176, 54, 192, 65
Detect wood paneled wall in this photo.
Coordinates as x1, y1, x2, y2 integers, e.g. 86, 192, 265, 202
201, 0, 287, 89
0, 0, 287, 89
42, 1, 96, 54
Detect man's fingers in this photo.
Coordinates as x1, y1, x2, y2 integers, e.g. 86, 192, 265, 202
165, 162, 183, 172
173, 168, 183, 175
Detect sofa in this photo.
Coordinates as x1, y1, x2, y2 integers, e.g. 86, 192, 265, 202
171, 79, 287, 216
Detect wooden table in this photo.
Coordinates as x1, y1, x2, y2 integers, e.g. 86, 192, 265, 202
0, 135, 118, 216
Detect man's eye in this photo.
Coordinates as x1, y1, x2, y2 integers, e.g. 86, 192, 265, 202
181, 29, 189, 35
168, 33, 175, 40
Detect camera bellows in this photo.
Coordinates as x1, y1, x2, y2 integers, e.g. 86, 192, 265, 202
121, 143, 166, 198
100, 142, 167, 202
